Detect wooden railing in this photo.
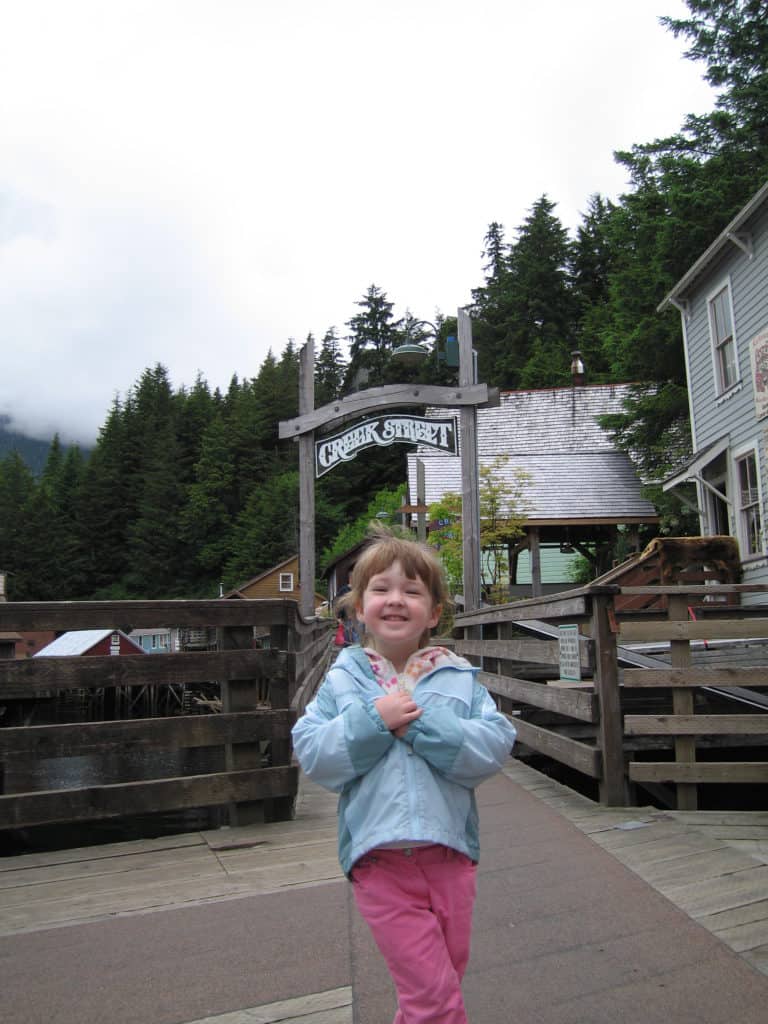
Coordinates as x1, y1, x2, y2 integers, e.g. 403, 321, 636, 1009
454, 583, 768, 809
0, 599, 334, 832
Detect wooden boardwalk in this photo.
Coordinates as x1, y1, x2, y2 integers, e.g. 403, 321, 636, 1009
503, 760, 768, 977
2, 760, 768, 1023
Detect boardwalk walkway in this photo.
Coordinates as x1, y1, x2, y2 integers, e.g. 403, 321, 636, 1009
2, 759, 768, 1024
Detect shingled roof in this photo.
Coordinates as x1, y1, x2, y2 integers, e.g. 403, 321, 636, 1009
407, 384, 658, 525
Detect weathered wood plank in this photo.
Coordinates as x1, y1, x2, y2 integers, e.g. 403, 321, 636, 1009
278, 381, 493, 437
455, 593, 590, 626
618, 619, 768, 642
617, 584, 766, 595
0, 649, 287, 695
0, 709, 294, 756
0, 599, 304, 633
629, 762, 768, 784
511, 718, 601, 777
457, 637, 566, 665
661, 865, 768, 919
0, 766, 298, 829
478, 670, 597, 722
623, 666, 768, 688
625, 714, 768, 736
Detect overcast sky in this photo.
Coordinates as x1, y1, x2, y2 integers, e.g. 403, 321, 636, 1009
1, 0, 715, 446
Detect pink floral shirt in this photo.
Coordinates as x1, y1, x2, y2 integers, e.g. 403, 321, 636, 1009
363, 646, 467, 694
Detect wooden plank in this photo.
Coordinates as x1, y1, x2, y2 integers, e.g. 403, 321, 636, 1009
278, 381, 493, 438
511, 718, 601, 778
0, 709, 294, 756
629, 762, 768, 784
623, 666, 768, 688
455, 593, 590, 627
618, 618, 768, 642
456, 637, 574, 665
0, 599, 303, 633
0, 766, 298, 829
618, 584, 766, 595
478, 670, 597, 722
625, 714, 768, 736
0, 649, 287, 696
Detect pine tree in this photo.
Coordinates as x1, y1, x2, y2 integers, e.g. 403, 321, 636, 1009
345, 284, 400, 387
472, 197, 576, 389
571, 193, 616, 379
179, 412, 237, 586
315, 327, 347, 405
0, 451, 35, 598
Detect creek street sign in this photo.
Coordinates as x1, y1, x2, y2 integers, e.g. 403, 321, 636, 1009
315, 414, 458, 478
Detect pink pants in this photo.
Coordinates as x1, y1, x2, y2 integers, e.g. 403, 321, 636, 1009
351, 844, 477, 1024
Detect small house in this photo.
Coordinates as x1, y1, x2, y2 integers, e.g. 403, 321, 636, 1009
35, 629, 146, 658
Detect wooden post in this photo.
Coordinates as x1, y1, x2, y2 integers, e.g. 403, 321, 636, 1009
263, 621, 295, 822
219, 624, 264, 826
298, 340, 315, 619
669, 593, 698, 810
416, 459, 427, 542
458, 308, 481, 613
591, 590, 626, 805
529, 527, 542, 597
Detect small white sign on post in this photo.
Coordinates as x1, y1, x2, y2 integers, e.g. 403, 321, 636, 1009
558, 624, 582, 683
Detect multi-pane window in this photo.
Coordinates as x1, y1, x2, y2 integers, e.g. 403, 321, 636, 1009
709, 285, 738, 393
279, 572, 294, 591
737, 451, 763, 556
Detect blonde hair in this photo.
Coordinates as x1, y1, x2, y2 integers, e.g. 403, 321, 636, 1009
338, 525, 449, 646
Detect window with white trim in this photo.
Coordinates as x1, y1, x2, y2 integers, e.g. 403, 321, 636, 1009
708, 283, 738, 394
736, 450, 763, 556
279, 572, 294, 592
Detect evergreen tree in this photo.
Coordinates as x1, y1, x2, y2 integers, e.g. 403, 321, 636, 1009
596, 0, 768, 479
571, 193, 616, 379
125, 418, 185, 597
472, 197, 576, 389
179, 412, 237, 587
77, 398, 133, 596
315, 327, 347, 405
174, 373, 219, 487
345, 284, 400, 387
0, 451, 36, 598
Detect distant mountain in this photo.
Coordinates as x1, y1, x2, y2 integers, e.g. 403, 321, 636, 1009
0, 415, 89, 476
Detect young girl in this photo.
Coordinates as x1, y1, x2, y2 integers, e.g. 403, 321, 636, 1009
292, 528, 516, 1024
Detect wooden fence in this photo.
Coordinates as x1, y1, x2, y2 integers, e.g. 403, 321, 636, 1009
454, 583, 768, 809
0, 599, 334, 831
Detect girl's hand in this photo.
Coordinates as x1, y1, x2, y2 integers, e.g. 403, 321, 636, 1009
374, 692, 422, 733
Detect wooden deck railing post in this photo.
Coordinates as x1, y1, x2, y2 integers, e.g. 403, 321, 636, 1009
263, 618, 295, 822
219, 622, 265, 827
669, 593, 698, 811
591, 590, 626, 806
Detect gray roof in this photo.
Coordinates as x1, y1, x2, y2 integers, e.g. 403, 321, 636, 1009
407, 384, 658, 523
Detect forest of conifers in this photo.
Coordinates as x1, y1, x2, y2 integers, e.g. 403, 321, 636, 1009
1, 1, 766, 601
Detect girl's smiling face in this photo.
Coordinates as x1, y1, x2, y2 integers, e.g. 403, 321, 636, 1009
356, 559, 441, 670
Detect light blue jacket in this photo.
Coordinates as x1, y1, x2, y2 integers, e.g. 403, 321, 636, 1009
291, 646, 516, 876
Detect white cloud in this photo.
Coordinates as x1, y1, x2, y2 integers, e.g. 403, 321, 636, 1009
0, 0, 714, 444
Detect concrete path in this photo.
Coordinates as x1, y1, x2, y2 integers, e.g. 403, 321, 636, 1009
2, 761, 768, 1023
